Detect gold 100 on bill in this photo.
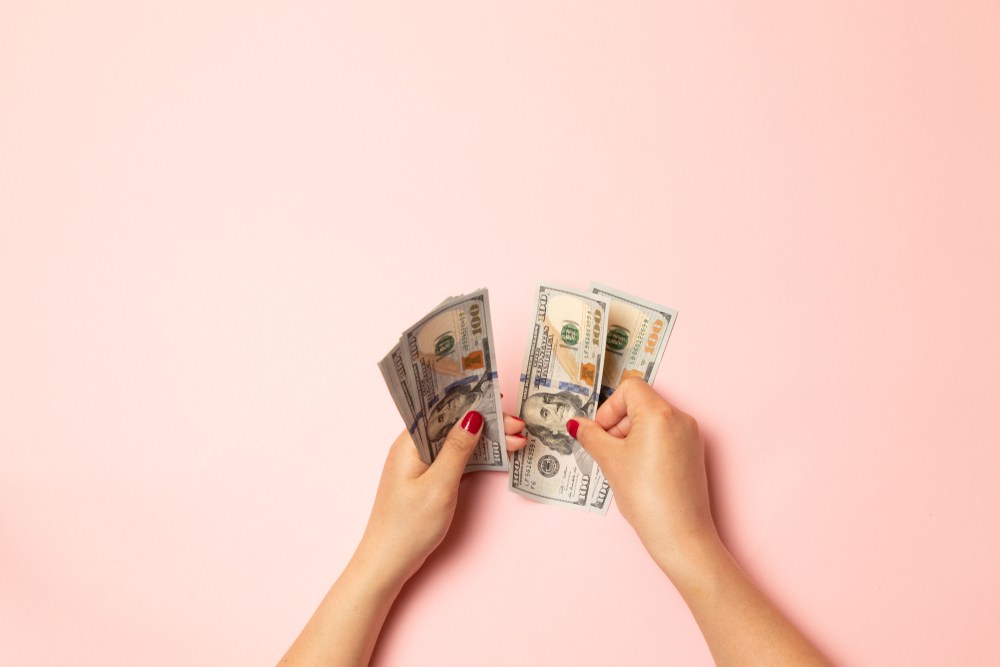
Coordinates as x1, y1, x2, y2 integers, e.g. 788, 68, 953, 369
379, 289, 507, 473
508, 284, 609, 511
378, 283, 678, 513
586, 283, 677, 514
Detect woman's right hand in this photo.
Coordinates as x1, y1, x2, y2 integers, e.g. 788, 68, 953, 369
572, 380, 833, 666
569, 379, 721, 581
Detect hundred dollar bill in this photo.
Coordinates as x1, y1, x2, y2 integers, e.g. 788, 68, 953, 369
378, 342, 429, 462
508, 284, 608, 510
587, 283, 677, 514
400, 289, 507, 472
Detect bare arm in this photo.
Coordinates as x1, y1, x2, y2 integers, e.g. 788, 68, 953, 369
280, 548, 403, 667
571, 379, 832, 667
279, 412, 527, 667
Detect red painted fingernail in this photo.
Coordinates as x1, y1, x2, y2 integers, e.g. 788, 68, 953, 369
566, 419, 580, 439
511, 416, 524, 423
461, 410, 483, 434
509, 432, 526, 439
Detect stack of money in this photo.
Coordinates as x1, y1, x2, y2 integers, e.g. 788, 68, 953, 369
378, 283, 677, 513
508, 283, 677, 513
378, 289, 508, 473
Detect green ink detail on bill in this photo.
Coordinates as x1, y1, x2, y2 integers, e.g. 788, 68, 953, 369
560, 323, 580, 346
607, 326, 629, 351
434, 334, 455, 357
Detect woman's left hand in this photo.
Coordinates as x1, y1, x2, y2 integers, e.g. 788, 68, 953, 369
353, 411, 527, 588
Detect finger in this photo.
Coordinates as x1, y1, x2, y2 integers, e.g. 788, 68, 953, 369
506, 432, 528, 452
595, 377, 662, 428
504, 413, 525, 436
424, 410, 483, 487
607, 415, 631, 439
386, 430, 430, 479
567, 417, 622, 471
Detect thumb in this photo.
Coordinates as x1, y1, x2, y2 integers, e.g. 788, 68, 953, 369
568, 417, 620, 471
426, 410, 483, 486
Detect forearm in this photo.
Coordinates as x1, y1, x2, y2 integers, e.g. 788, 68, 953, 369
279, 548, 406, 667
661, 535, 832, 667
279, 420, 489, 666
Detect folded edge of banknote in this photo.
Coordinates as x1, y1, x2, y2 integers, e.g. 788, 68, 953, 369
508, 283, 609, 511
586, 282, 678, 514
379, 289, 508, 473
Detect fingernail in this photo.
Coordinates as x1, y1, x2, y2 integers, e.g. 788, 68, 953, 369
508, 432, 526, 439
462, 410, 484, 434
566, 419, 580, 439
510, 415, 524, 423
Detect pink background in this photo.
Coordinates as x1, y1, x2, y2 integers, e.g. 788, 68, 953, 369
2, 2, 999, 665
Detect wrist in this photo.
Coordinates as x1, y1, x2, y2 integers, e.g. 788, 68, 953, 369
646, 527, 730, 588
344, 539, 413, 599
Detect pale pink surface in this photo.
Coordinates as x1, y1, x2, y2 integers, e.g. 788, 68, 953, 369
2, 2, 999, 665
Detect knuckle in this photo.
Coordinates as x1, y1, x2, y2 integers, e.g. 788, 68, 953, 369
685, 414, 699, 433
620, 376, 647, 396
619, 376, 641, 389
651, 403, 674, 421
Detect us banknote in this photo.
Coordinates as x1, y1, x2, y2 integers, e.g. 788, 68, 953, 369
378, 342, 428, 461
381, 289, 507, 472
586, 283, 677, 514
508, 284, 609, 510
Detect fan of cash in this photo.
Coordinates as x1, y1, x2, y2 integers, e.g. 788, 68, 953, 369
379, 283, 677, 513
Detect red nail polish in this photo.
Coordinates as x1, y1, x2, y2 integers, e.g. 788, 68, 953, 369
509, 432, 526, 439
511, 416, 524, 423
566, 419, 580, 439
462, 410, 483, 434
